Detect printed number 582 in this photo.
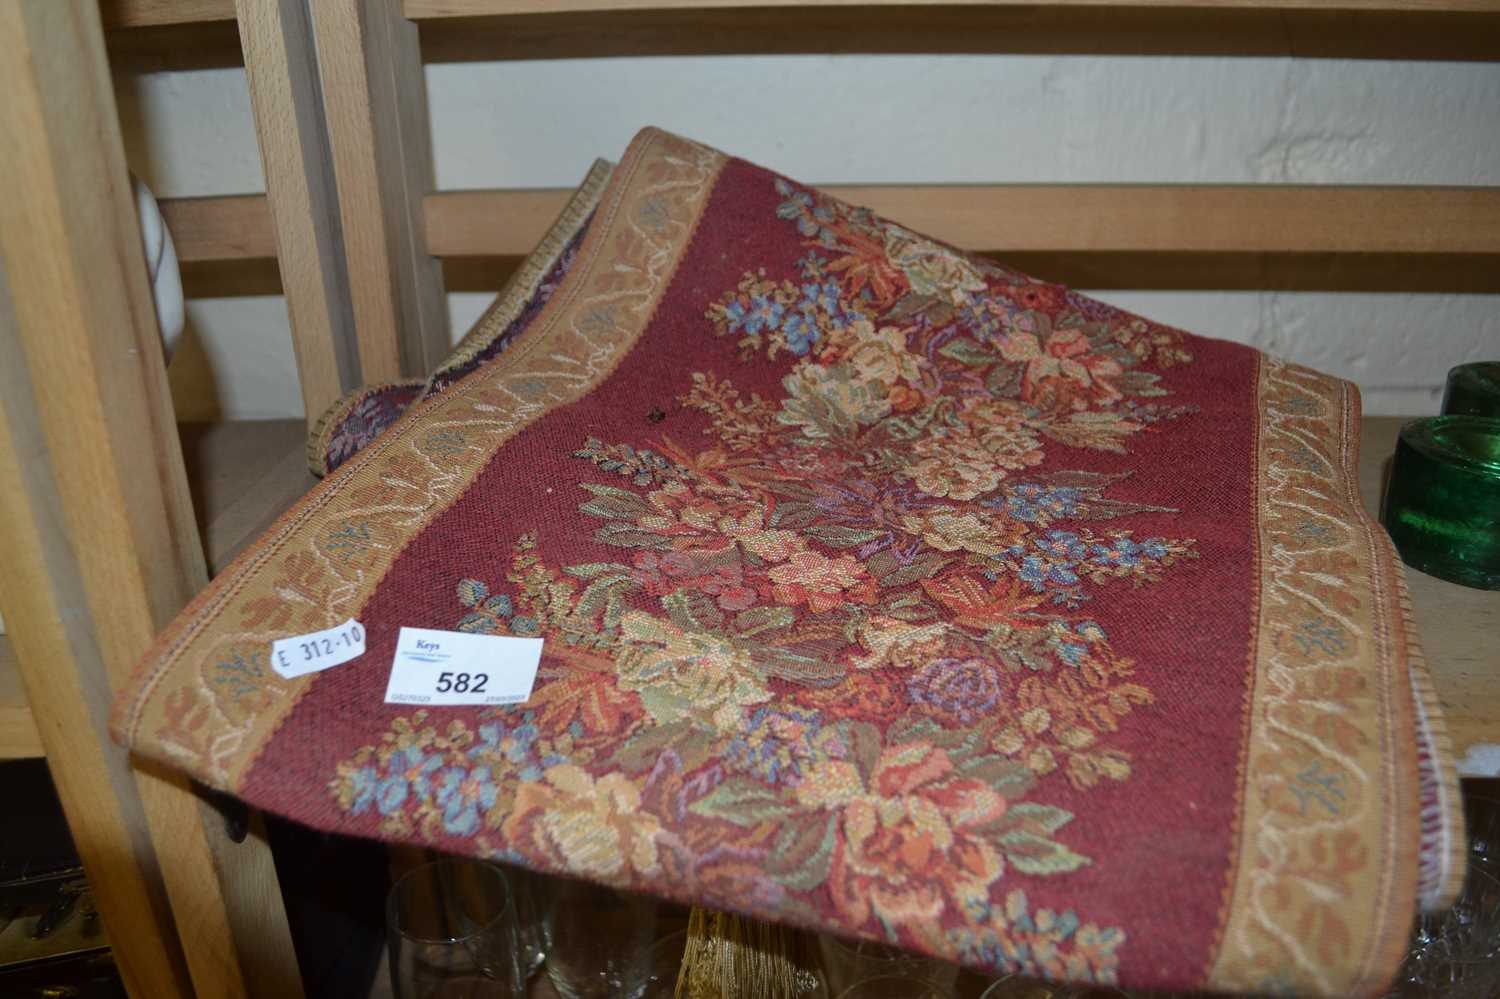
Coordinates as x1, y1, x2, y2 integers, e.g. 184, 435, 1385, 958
435, 672, 488, 694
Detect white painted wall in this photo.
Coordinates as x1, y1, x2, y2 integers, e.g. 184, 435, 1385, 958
116, 55, 1500, 421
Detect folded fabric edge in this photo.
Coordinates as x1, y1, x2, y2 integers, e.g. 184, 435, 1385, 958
435, 157, 615, 382
1400, 568, 1469, 912
107, 130, 684, 773
305, 379, 427, 478
302, 158, 615, 478
1205, 361, 1447, 998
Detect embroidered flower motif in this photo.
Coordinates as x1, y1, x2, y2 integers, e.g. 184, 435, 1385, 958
767, 550, 878, 613
884, 227, 988, 308
998, 327, 1124, 411
907, 658, 1004, 725
1004, 483, 1084, 523
798, 741, 1009, 927
504, 764, 662, 880
435, 764, 499, 835
726, 705, 848, 786
616, 612, 771, 730
369, 746, 442, 816
947, 890, 1124, 985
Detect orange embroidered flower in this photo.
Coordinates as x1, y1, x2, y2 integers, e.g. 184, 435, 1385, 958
504, 764, 662, 881
768, 550, 879, 612
797, 741, 1009, 927
1000, 328, 1123, 411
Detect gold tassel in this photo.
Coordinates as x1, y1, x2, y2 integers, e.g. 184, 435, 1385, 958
675, 907, 821, 998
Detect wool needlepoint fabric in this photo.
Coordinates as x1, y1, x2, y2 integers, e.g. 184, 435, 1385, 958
113, 129, 1463, 997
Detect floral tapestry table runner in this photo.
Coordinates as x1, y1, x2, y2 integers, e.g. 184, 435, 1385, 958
114, 129, 1463, 997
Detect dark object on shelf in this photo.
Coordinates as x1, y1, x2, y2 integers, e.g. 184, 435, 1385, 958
266, 813, 389, 999
1381, 416, 1500, 590
1442, 362, 1500, 418
0, 760, 120, 996
0, 950, 126, 999
0, 759, 80, 885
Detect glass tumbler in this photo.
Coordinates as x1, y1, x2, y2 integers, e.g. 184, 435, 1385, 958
818, 934, 959, 996
488, 861, 549, 979
544, 878, 658, 999
387, 859, 524, 999
835, 974, 955, 998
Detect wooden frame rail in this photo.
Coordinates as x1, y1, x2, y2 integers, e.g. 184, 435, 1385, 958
0, 4, 303, 998
94, 0, 1500, 26
159, 185, 1500, 261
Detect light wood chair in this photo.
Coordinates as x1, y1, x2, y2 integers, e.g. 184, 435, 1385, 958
1, 2, 1496, 996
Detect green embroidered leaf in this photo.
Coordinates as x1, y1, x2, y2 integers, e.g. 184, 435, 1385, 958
886, 292, 939, 322
1117, 370, 1168, 398
594, 523, 672, 550
767, 813, 837, 892
578, 483, 651, 520
1000, 802, 1074, 834
662, 590, 725, 634
608, 720, 710, 773
848, 722, 883, 782
455, 612, 499, 634
688, 778, 799, 827
998, 830, 1090, 875
456, 579, 488, 608
772, 501, 821, 530
866, 550, 950, 587
564, 562, 635, 580
956, 755, 1037, 796
734, 606, 795, 638
986, 361, 1024, 398
805, 524, 884, 548
937, 337, 994, 367
749, 645, 845, 687
575, 576, 635, 631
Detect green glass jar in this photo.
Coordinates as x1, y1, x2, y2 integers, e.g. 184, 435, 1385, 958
1381, 416, 1500, 590
1442, 362, 1500, 418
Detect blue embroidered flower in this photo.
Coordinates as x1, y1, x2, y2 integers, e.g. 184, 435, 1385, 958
722, 299, 752, 333
745, 295, 785, 335
1003, 483, 1083, 523
1035, 530, 1087, 560
347, 764, 380, 815
471, 714, 557, 782
372, 746, 442, 816
725, 705, 844, 786
782, 310, 820, 356
1018, 555, 1079, 591
1086, 536, 1172, 570
435, 765, 499, 836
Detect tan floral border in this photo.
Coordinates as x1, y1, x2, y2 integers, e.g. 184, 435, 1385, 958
113, 130, 726, 787
1206, 357, 1452, 997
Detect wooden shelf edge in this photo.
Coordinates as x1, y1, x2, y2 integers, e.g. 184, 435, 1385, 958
0, 633, 44, 760
403, 0, 1500, 20
99, 0, 1500, 29
177, 419, 316, 573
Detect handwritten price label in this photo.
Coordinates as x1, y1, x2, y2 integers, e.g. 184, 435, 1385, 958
271, 619, 365, 679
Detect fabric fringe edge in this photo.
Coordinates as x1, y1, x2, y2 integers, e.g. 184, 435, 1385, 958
1399, 566, 1470, 912
305, 379, 426, 478
303, 158, 615, 478
432, 157, 615, 381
